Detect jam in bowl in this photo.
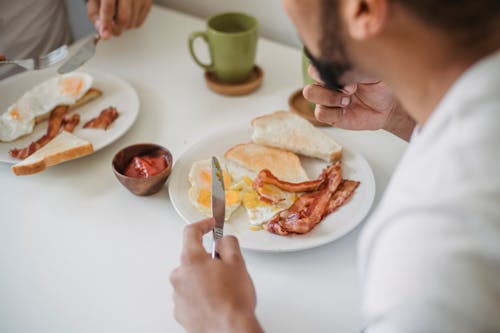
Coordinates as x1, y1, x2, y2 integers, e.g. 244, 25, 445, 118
112, 143, 173, 196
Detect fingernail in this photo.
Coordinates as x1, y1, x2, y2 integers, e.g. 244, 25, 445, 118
341, 96, 350, 106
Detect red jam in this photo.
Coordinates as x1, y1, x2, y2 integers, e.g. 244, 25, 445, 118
124, 151, 168, 178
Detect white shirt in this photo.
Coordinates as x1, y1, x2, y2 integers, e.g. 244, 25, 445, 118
0, 0, 71, 79
360, 49, 500, 333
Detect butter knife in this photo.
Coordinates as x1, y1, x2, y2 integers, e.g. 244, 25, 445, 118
57, 34, 100, 74
211, 156, 226, 259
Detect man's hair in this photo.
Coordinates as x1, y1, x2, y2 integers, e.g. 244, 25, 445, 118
397, 0, 500, 42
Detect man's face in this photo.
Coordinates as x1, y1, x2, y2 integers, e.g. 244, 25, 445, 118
284, 0, 354, 90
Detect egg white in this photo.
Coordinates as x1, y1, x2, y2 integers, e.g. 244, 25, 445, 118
188, 159, 242, 221
0, 72, 93, 142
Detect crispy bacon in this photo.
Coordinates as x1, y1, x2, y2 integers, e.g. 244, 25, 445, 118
254, 169, 324, 194
83, 106, 119, 130
62, 113, 80, 132
264, 162, 359, 235
9, 106, 69, 159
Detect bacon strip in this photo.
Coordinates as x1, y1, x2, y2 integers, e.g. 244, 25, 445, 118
264, 162, 360, 235
9, 106, 70, 159
62, 113, 80, 132
254, 169, 325, 193
83, 106, 119, 130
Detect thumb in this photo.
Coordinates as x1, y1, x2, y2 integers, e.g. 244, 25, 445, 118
217, 236, 243, 263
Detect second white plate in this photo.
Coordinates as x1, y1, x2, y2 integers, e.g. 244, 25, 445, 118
0, 69, 139, 164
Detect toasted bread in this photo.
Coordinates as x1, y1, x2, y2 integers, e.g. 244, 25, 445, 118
224, 142, 309, 182
34, 88, 103, 123
11, 131, 93, 176
251, 110, 343, 162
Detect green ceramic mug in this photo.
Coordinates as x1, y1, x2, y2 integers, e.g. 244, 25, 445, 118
302, 47, 316, 109
188, 12, 258, 84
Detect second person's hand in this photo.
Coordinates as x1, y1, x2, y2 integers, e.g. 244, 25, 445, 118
86, 0, 153, 40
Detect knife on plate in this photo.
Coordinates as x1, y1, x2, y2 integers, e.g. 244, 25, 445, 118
211, 156, 226, 259
57, 34, 100, 74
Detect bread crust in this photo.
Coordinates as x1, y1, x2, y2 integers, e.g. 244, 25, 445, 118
11, 132, 94, 176
251, 110, 343, 162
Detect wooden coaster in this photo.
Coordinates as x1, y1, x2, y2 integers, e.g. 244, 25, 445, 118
205, 65, 263, 96
288, 89, 328, 126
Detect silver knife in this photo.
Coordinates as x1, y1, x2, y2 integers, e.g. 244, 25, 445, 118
57, 34, 100, 74
211, 156, 226, 259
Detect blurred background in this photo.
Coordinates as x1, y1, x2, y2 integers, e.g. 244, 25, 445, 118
64, 0, 300, 48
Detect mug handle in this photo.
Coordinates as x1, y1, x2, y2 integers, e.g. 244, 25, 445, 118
188, 31, 214, 71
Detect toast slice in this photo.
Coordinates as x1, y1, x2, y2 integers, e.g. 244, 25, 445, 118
251, 110, 343, 162
224, 142, 309, 182
11, 131, 93, 176
34, 88, 103, 123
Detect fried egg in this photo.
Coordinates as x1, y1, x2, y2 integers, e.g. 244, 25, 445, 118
0, 72, 93, 142
226, 160, 297, 226
188, 159, 242, 221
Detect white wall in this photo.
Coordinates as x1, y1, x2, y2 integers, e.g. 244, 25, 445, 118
154, 0, 301, 48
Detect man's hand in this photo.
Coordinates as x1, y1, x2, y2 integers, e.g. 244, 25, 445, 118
86, 0, 153, 40
303, 65, 416, 141
0, 53, 6, 61
170, 218, 263, 333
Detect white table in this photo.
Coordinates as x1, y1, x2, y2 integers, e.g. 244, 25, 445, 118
0, 6, 407, 333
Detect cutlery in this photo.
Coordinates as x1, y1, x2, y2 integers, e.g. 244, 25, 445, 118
211, 156, 226, 259
57, 34, 100, 74
0, 44, 69, 70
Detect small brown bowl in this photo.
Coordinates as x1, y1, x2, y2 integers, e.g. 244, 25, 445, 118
112, 143, 173, 196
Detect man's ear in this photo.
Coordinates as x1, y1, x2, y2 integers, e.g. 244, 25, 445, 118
343, 0, 388, 40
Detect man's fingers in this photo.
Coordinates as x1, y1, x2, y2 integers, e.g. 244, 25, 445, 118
314, 105, 345, 126
217, 236, 243, 263
117, 0, 133, 28
303, 84, 351, 107
181, 218, 215, 260
137, 0, 152, 27
99, 0, 117, 39
129, 0, 140, 28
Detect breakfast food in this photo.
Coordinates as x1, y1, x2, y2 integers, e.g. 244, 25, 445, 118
124, 151, 169, 178
224, 142, 309, 182
188, 159, 242, 221
11, 131, 94, 176
186, 111, 358, 236
251, 110, 343, 162
83, 106, 119, 130
263, 162, 360, 235
0, 72, 101, 142
9, 105, 78, 159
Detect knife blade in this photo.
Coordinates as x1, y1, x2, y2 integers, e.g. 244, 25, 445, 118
57, 34, 100, 74
211, 156, 225, 258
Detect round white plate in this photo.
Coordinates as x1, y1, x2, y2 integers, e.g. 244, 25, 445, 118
168, 123, 376, 252
0, 69, 139, 164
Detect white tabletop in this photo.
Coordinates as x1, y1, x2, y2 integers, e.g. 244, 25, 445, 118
0, 6, 407, 333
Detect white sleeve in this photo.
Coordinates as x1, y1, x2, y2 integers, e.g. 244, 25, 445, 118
361, 210, 500, 333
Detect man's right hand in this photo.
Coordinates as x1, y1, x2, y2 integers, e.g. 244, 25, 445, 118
303, 65, 416, 141
0, 54, 6, 61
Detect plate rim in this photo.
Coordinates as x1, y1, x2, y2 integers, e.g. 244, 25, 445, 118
168, 122, 376, 253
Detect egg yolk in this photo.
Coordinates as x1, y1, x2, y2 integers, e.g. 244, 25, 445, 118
200, 169, 231, 189
197, 189, 240, 208
60, 76, 84, 98
242, 190, 267, 209
9, 107, 21, 121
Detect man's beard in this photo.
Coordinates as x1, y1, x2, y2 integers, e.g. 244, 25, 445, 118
304, 46, 351, 91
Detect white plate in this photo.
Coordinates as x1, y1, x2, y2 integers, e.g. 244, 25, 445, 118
0, 69, 139, 164
168, 123, 376, 252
